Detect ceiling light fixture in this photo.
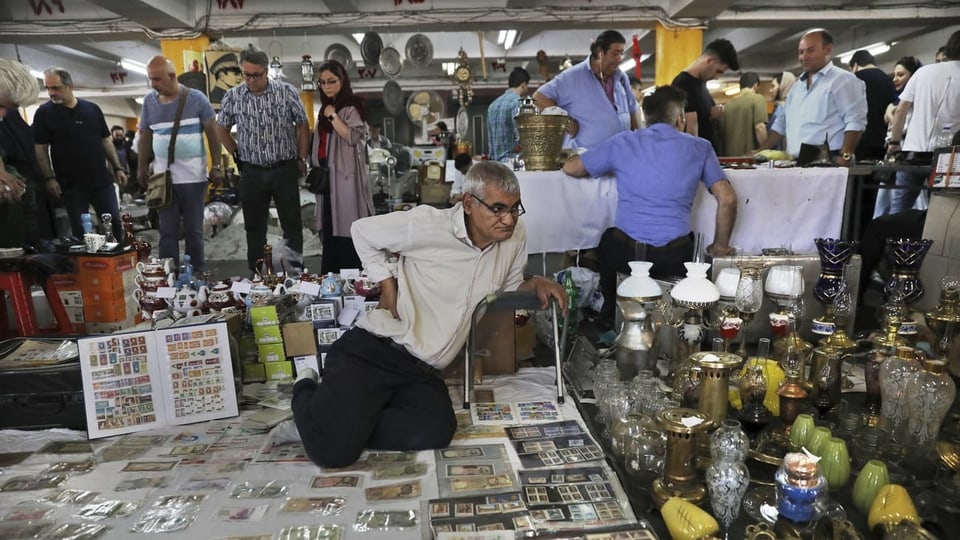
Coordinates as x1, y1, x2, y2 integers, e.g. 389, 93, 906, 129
706, 80, 722, 90
503, 30, 518, 51
724, 86, 741, 96
352, 33, 364, 45
120, 58, 147, 75
497, 30, 507, 45
838, 41, 891, 65
619, 54, 651, 73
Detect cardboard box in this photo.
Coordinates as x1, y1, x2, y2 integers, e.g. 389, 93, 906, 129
250, 305, 281, 327
241, 362, 267, 383
282, 321, 318, 357
263, 360, 294, 381
474, 310, 516, 375
441, 351, 482, 386
257, 342, 285, 363
917, 191, 960, 311
515, 317, 537, 361
253, 324, 283, 345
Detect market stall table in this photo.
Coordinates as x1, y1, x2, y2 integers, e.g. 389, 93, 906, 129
502, 167, 850, 255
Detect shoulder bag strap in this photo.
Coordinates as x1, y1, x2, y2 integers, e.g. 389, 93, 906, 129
167, 87, 189, 166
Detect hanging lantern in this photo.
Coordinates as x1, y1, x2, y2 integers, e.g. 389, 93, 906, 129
269, 56, 283, 81
300, 55, 315, 91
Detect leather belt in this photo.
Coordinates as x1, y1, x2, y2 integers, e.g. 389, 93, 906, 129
375, 334, 441, 379
246, 158, 296, 170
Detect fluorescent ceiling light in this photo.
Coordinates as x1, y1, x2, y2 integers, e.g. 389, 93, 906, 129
504, 30, 517, 51
838, 41, 890, 65
724, 86, 740, 96
618, 54, 651, 73
352, 33, 364, 44
497, 30, 507, 45
706, 80, 722, 90
120, 58, 147, 75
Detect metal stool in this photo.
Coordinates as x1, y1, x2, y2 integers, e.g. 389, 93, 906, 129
463, 290, 565, 408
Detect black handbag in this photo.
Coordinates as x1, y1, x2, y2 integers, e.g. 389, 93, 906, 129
305, 164, 330, 195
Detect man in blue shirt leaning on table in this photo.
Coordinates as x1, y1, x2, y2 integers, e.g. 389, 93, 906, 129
563, 85, 738, 329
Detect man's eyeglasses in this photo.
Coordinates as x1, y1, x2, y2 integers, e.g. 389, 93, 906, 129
471, 195, 525, 219
318, 78, 341, 86
242, 71, 266, 80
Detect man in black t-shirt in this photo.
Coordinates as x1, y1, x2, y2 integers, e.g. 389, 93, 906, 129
848, 50, 897, 161
33, 67, 127, 240
672, 39, 740, 154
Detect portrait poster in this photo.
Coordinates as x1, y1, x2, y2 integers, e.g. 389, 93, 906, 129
205, 49, 243, 109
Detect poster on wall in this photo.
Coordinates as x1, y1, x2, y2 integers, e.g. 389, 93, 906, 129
178, 50, 207, 96
205, 50, 243, 109
78, 322, 238, 439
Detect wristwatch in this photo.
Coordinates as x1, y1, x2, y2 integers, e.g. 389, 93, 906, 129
840, 152, 855, 161
327, 114, 335, 122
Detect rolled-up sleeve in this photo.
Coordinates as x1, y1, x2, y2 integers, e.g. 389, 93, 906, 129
837, 77, 868, 132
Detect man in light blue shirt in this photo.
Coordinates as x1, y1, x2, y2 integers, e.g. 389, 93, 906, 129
534, 30, 640, 149
563, 85, 737, 326
759, 29, 867, 166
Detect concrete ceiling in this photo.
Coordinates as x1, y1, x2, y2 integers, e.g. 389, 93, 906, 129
1, 0, 957, 118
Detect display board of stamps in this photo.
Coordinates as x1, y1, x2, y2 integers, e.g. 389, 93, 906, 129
78, 322, 238, 439
427, 492, 535, 536
471, 401, 561, 424
506, 421, 603, 468
518, 466, 629, 528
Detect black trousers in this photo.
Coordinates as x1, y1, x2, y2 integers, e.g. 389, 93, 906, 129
598, 228, 694, 319
857, 210, 927, 298
291, 328, 456, 468
239, 160, 303, 272
319, 190, 362, 274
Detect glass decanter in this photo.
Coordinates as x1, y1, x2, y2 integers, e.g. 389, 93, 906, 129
100, 213, 116, 244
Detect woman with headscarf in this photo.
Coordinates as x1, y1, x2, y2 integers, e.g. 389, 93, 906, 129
311, 60, 374, 274
765, 71, 796, 151
875, 56, 924, 218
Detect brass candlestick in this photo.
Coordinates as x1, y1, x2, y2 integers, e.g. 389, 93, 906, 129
652, 408, 714, 508
695, 351, 743, 424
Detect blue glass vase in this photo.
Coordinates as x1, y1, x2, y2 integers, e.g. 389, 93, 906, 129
813, 238, 859, 304
883, 238, 933, 304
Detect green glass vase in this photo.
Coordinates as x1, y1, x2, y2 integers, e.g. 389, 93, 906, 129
789, 413, 816, 451
853, 459, 890, 515
820, 437, 851, 491
806, 426, 832, 457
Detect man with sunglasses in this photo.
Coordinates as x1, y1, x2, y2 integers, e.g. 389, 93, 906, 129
216, 47, 310, 274
564, 85, 737, 329
282, 161, 567, 468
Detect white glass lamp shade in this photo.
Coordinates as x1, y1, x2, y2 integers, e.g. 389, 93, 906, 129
714, 267, 741, 301
671, 262, 720, 308
765, 265, 804, 299
617, 261, 662, 302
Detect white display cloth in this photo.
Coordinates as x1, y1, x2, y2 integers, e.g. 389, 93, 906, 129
510, 167, 849, 255
0, 367, 633, 539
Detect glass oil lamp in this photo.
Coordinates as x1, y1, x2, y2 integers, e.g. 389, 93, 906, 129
739, 339, 773, 439
734, 260, 766, 358
669, 261, 720, 371
765, 265, 812, 356
269, 55, 283, 80
714, 267, 741, 353
652, 407, 714, 508
300, 54, 315, 91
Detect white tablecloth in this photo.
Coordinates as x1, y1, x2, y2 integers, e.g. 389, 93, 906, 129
515, 167, 850, 255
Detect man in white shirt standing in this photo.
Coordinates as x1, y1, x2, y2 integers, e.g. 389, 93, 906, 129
285, 162, 567, 468
887, 30, 960, 214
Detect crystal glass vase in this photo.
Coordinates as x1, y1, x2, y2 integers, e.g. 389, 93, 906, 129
706, 419, 750, 539
883, 238, 934, 304
879, 347, 921, 444
905, 360, 956, 460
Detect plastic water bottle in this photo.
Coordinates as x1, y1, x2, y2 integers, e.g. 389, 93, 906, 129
934, 124, 954, 149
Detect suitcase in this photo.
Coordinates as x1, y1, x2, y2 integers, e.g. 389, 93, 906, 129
0, 338, 86, 431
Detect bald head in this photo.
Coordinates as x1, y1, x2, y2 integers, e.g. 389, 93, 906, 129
146, 56, 179, 97
798, 28, 834, 76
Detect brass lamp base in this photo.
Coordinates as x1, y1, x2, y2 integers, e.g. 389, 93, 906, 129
652, 478, 707, 508
820, 328, 857, 351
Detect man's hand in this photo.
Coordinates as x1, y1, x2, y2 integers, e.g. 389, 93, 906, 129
565, 118, 579, 138
0, 170, 26, 203
209, 168, 225, 186
707, 244, 733, 257
377, 276, 400, 319
518, 276, 569, 316
45, 178, 62, 199
137, 169, 150, 188
114, 169, 128, 187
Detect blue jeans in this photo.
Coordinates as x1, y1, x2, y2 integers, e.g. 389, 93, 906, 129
61, 183, 121, 240
239, 160, 303, 272
889, 170, 929, 215
158, 181, 208, 271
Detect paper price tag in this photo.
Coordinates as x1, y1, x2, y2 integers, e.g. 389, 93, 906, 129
299, 281, 322, 297
231, 281, 252, 294
339, 268, 361, 280
155, 287, 177, 299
